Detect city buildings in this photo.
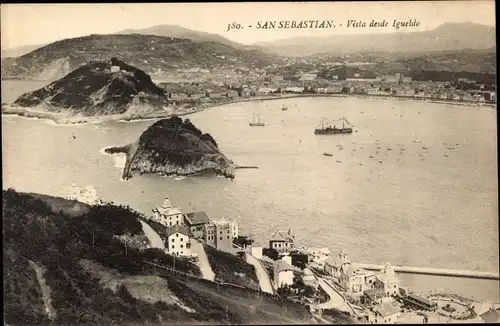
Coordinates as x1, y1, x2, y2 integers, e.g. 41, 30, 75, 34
369, 302, 402, 324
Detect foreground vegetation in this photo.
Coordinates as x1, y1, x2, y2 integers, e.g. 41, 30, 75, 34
3, 189, 315, 325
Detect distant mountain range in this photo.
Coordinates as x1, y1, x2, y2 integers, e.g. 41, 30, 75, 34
116, 24, 267, 52
255, 22, 496, 56
1, 22, 496, 80
1, 34, 277, 80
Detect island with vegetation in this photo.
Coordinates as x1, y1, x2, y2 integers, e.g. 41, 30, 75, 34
104, 116, 236, 180
4, 58, 170, 123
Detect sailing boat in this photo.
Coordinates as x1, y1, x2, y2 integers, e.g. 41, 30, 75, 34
446, 140, 455, 150
281, 104, 288, 111
336, 146, 342, 163
249, 113, 265, 127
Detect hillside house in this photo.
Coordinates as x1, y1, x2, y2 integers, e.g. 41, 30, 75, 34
372, 264, 400, 297
362, 288, 387, 306
166, 224, 191, 257
273, 258, 294, 288
307, 247, 331, 266
370, 302, 401, 324
269, 229, 295, 254
205, 219, 234, 252
324, 249, 350, 279
185, 211, 211, 239
339, 263, 367, 293
152, 197, 184, 227
284, 86, 304, 93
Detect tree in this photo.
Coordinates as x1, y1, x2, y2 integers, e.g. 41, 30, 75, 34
233, 236, 254, 248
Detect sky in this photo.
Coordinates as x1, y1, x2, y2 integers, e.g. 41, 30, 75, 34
1, 1, 496, 49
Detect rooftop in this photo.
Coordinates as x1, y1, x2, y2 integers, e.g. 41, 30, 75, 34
185, 211, 210, 225
274, 260, 293, 273
373, 302, 401, 318
166, 224, 190, 237
480, 309, 500, 323
269, 229, 294, 242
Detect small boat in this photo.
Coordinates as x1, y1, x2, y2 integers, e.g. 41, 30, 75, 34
249, 113, 265, 127
323, 152, 333, 157
281, 105, 288, 111
378, 160, 383, 163
174, 176, 186, 181
369, 155, 374, 159
422, 146, 428, 150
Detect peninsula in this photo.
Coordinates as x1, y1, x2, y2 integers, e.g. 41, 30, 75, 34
105, 116, 236, 180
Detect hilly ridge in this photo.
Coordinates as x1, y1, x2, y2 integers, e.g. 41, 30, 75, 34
1, 34, 278, 80
256, 22, 496, 57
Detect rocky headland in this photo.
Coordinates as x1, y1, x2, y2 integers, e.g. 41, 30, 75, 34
105, 116, 236, 179
9, 58, 169, 120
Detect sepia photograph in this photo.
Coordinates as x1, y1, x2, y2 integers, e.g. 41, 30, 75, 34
1, 1, 498, 325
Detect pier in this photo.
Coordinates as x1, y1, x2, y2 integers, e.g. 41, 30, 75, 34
357, 263, 500, 280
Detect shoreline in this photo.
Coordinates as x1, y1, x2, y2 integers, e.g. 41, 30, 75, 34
2, 93, 496, 126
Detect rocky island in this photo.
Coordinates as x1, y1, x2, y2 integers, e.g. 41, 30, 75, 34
7, 58, 170, 123
105, 116, 236, 179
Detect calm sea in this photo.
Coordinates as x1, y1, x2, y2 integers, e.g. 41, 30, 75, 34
2, 80, 499, 301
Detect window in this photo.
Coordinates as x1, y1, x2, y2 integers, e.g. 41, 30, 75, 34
227, 236, 230, 239
172, 245, 175, 249
176, 233, 179, 237
169, 222, 172, 226
171, 238, 175, 242
176, 221, 179, 225
227, 230, 230, 233
220, 237, 222, 240
180, 245, 183, 248
220, 231, 222, 234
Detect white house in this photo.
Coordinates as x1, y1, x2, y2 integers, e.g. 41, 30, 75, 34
110, 65, 120, 73
166, 224, 191, 257
273, 258, 294, 288
269, 229, 295, 254
373, 263, 400, 297
152, 197, 184, 227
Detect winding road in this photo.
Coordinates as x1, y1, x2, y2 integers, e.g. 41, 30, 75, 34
190, 240, 216, 281
245, 253, 274, 294
315, 278, 353, 314
139, 220, 165, 250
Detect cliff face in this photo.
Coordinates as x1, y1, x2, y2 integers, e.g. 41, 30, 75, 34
106, 116, 235, 179
13, 58, 169, 117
